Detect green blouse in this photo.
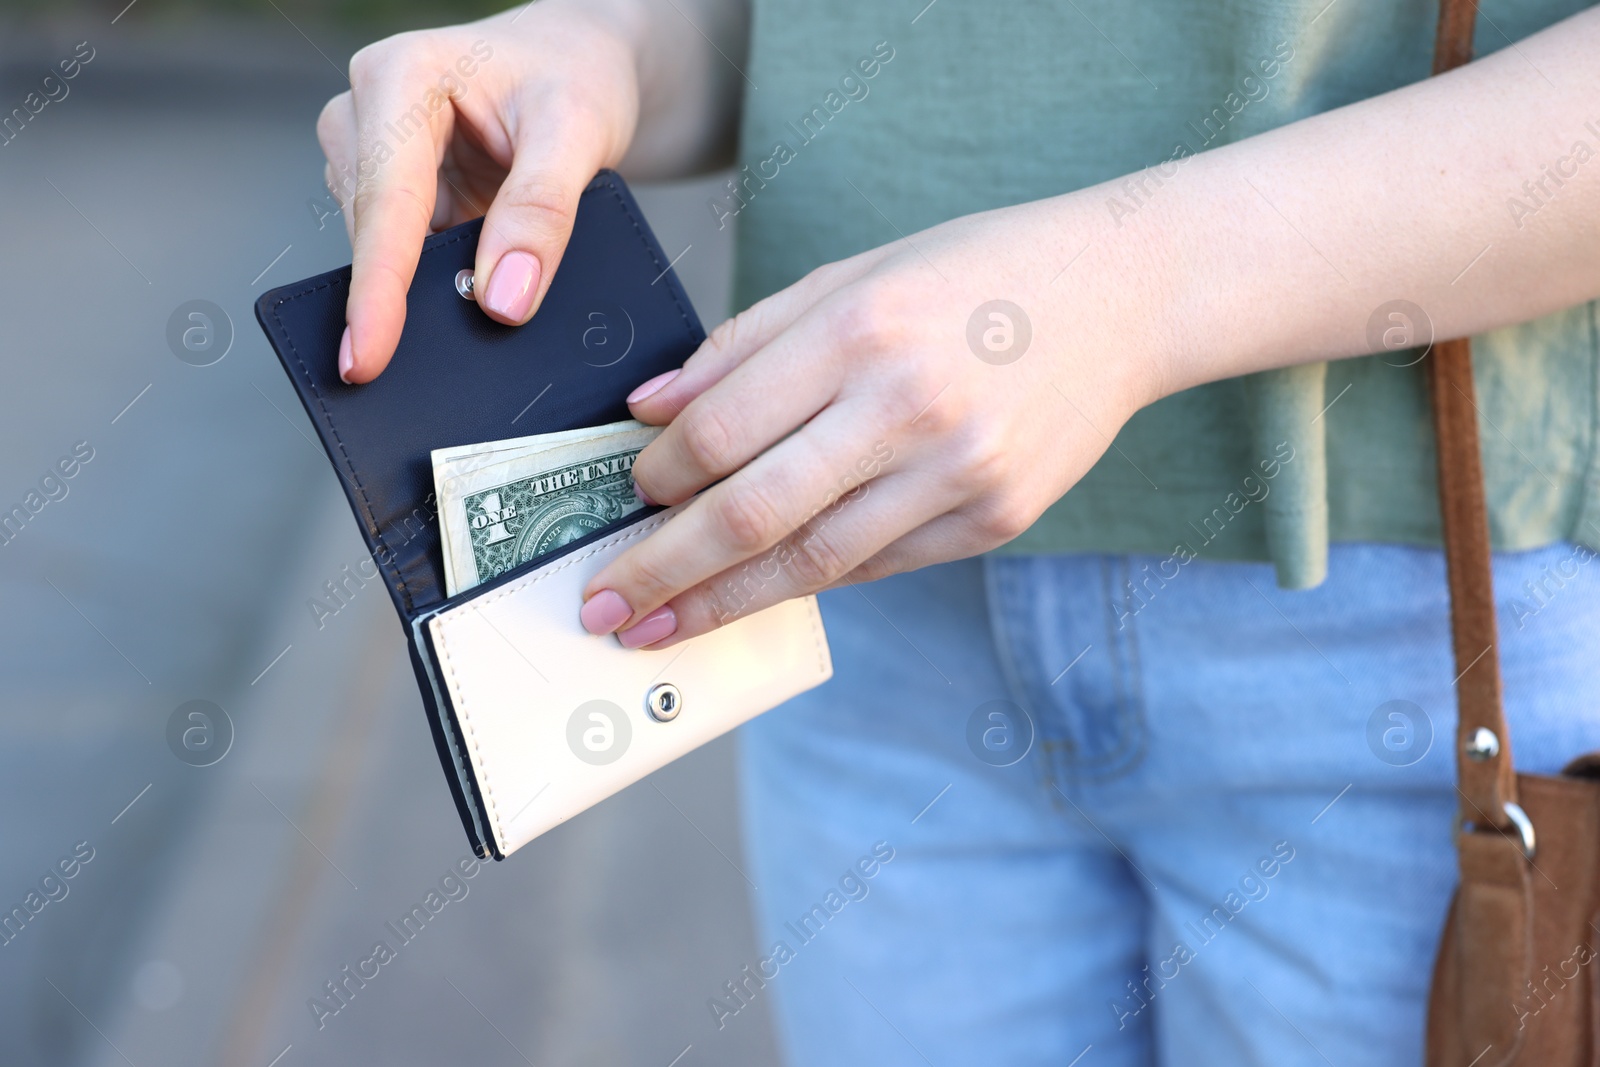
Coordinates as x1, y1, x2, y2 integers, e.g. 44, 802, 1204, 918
731, 0, 1600, 588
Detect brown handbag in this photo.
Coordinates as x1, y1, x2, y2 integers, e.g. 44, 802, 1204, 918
1423, 2, 1600, 1063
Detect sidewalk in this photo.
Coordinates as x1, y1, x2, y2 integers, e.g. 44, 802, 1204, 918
0, 16, 773, 1066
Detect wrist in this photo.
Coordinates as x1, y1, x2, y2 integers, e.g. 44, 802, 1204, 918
1028, 185, 1193, 415
571, 0, 656, 65
546, 0, 744, 178
1070, 149, 1303, 404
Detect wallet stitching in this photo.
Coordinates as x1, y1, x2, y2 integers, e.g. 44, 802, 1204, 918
452, 514, 664, 613
802, 594, 829, 680
263, 180, 697, 616
432, 510, 831, 852
266, 277, 412, 614
593, 176, 699, 343
432, 615, 505, 852
267, 228, 479, 614
265, 224, 476, 615
430, 515, 665, 851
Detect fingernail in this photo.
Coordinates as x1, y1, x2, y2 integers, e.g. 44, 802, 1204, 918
337, 326, 354, 383
580, 589, 632, 636
618, 605, 677, 649
633, 482, 658, 507
482, 251, 541, 322
627, 369, 680, 405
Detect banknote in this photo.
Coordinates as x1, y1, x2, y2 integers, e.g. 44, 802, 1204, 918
434, 420, 662, 597
430, 421, 633, 487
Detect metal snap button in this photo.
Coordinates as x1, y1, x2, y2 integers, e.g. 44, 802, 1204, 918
454, 269, 475, 299
646, 683, 682, 722
1464, 727, 1500, 762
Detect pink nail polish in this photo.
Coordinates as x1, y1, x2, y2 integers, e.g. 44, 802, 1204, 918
627, 369, 680, 405
618, 606, 677, 649
482, 251, 541, 322
337, 326, 354, 383
580, 589, 632, 635
634, 482, 658, 507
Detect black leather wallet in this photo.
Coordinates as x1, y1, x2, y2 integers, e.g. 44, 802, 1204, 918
255, 172, 831, 859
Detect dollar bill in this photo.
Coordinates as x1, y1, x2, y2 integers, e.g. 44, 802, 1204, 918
431, 421, 633, 485
434, 420, 662, 597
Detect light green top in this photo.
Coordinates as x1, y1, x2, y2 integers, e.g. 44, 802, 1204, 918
731, 0, 1600, 588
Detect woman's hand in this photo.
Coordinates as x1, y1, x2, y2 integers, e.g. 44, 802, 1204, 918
578, 199, 1171, 648
317, 0, 747, 383
580, 3, 1600, 649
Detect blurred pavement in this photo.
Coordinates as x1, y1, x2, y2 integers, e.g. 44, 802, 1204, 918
0, 14, 777, 1066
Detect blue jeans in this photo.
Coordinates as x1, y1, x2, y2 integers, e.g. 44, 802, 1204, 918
738, 543, 1600, 1066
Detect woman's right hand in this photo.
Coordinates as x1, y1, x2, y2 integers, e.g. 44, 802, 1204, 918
317, 0, 739, 384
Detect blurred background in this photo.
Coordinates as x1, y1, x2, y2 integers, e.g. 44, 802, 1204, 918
0, 2, 773, 1064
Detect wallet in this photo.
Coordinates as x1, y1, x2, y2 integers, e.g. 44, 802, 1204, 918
254, 171, 832, 860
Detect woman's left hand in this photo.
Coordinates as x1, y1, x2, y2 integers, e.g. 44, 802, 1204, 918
578, 196, 1171, 648
589, 2, 1600, 649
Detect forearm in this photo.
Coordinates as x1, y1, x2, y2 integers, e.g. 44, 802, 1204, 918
1082, 6, 1600, 397
562, 6, 1600, 637
579, 0, 748, 178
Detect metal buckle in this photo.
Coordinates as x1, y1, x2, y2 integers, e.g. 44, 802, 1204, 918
1458, 800, 1537, 860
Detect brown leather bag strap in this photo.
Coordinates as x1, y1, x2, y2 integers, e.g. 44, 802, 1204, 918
1432, 0, 1478, 73
1428, 0, 1519, 832
1424, 13, 1536, 1066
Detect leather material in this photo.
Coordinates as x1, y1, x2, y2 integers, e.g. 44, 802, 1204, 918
1434, 833, 1533, 1067
422, 506, 832, 858
1424, 2, 1600, 1062
1429, 772, 1600, 1067
254, 171, 835, 858
1429, 336, 1517, 825
255, 171, 704, 620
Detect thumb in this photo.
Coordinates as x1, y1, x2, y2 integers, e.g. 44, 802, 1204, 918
471, 116, 611, 326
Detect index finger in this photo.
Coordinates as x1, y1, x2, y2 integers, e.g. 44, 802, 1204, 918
340, 60, 455, 384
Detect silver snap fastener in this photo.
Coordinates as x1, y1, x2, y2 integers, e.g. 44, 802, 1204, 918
454, 269, 475, 299
646, 683, 682, 722
1465, 727, 1500, 761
